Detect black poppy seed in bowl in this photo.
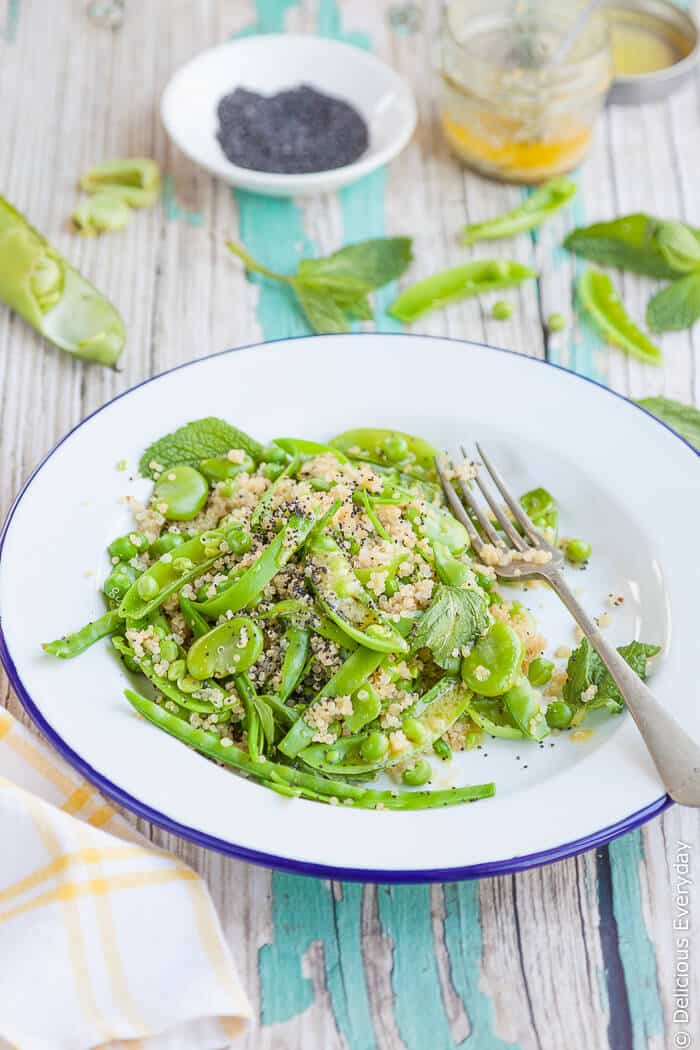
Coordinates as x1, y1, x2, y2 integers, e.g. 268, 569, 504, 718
215, 84, 369, 174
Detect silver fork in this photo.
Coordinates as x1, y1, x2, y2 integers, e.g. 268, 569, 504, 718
435, 443, 700, 807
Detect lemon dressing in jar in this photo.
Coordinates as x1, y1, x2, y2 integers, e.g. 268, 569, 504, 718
440, 0, 613, 183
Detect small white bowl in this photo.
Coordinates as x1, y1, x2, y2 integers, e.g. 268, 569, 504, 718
161, 34, 417, 197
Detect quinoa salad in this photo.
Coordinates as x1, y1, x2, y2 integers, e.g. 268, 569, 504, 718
43, 419, 660, 810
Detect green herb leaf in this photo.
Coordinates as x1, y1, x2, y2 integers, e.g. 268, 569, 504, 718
637, 397, 700, 450
564, 214, 696, 279
297, 237, 413, 290
654, 221, 700, 275
412, 584, 490, 669
577, 268, 662, 365
139, 418, 264, 477
293, 283, 351, 334
389, 260, 537, 323
463, 177, 576, 245
564, 638, 660, 714
646, 271, 700, 333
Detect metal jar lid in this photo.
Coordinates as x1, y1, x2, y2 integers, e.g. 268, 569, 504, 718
604, 0, 699, 104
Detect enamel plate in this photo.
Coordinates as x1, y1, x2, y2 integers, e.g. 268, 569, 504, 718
1, 335, 697, 881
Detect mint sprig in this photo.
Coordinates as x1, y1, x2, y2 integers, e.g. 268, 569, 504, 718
139, 417, 263, 477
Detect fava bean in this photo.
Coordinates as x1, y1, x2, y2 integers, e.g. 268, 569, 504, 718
153, 464, 209, 521
186, 617, 263, 680
462, 621, 524, 696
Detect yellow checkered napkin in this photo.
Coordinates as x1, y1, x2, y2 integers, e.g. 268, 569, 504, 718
0, 708, 251, 1050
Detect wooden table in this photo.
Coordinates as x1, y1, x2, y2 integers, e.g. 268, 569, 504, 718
1, 2, 698, 1047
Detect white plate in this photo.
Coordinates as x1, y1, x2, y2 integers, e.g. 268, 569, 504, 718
160, 35, 417, 197
1, 334, 697, 882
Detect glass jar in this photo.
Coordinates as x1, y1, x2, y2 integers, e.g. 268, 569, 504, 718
439, 0, 613, 184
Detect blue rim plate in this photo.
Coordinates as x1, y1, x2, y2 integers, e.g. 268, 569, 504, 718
1, 333, 694, 883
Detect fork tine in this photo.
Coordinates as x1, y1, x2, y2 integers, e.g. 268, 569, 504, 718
460, 445, 527, 551
475, 443, 548, 549
434, 457, 485, 555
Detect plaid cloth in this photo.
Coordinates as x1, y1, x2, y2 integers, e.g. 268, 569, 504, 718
0, 707, 251, 1050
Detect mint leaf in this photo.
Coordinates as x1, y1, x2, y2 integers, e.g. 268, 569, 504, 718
637, 397, 700, 450
655, 221, 700, 274
297, 238, 413, 290
564, 638, 660, 712
564, 214, 693, 279
139, 417, 263, 477
412, 584, 490, 669
293, 284, 350, 334
646, 271, 700, 333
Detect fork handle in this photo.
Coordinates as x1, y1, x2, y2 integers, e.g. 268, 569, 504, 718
547, 570, 700, 807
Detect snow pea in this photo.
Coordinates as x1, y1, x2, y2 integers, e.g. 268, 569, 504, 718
0, 196, 125, 366
278, 646, 386, 758
462, 621, 524, 697
199, 452, 256, 481
250, 454, 300, 528
431, 540, 472, 588
153, 464, 209, 521
306, 533, 409, 654
345, 681, 382, 733
186, 617, 263, 679
119, 529, 225, 621
578, 268, 662, 366
278, 626, 310, 701
195, 514, 315, 619
503, 679, 549, 741
80, 158, 161, 208
462, 178, 576, 246
112, 636, 229, 717
520, 487, 558, 538
273, 437, 348, 462
416, 502, 469, 554
125, 689, 496, 809
388, 260, 537, 323
329, 428, 439, 482
178, 593, 210, 640
466, 699, 523, 740
43, 608, 123, 658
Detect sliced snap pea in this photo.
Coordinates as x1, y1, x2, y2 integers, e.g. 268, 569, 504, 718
503, 679, 549, 741
195, 513, 315, 619
153, 464, 209, 521
431, 540, 473, 588
178, 593, 210, 640
461, 621, 524, 697
388, 260, 536, 323
80, 158, 161, 208
462, 178, 576, 245
466, 698, 523, 740
278, 626, 310, 702
306, 533, 408, 655
187, 617, 263, 680
329, 428, 439, 482
273, 437, 348, 462
345, 682, 382, 734
119, 529, 225, 621
43, 608, 123, 658
578, 268, 662, 366
72, 192, 130, 236
199, 453, 256, 481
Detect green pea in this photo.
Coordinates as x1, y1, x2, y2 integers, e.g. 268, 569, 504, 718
360, 731, 388, 762
402, 760, 432, 787
382, 434, 408, 463
103, 563, 139, 602
384, 577, 399, 598
462, 621, 524, 696
433, 738, 452, 761
491, 299, 513, 321
546, 700, 573, 729
173, 557, 194, 576
150, 532, 186, 557
176, 675, 200, 694
153, 465, 209, 521
261, 462, 285, 481
136, 575, 159, 600
262, 444, 288, 463
324, 747, 342, 764
160, 638, 179, 663
225, 527, 252, 555
310, 477, 332, 491
186, 617, 264, 680
565, 538, 592, 564
402, 716, 427, 745
167, 658, 186, 681
108, 534, 139, 561
528, 657, 554, 687
547, 312, 567, 332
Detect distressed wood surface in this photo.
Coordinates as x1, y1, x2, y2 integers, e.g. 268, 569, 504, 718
0, 1, 698, 1048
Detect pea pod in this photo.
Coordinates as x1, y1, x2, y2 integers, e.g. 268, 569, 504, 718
250, 454, 300, 528
125, 689, 496, 810
503, 679, 550, 741
80, 158, 161, 208
273, 437, 348, 462
329, 428, 440, 482
306, 533, 408, 654
195, 514, 316, 619
112, 637, 230, 718
0, 197, 126, 366
388, 260, 537, 323
278, 646, 386, 758
43, 609, 123, 658
578, 268, 662, 366
466, 699, 523, 740
279, 626, 310, 702
345, 681, 382, 733
119, 529, 225, 621
72, 192, 130, 236
178, 593, 210, 640
187, 617, 263, 679
462, 178, 576, 246
431, 540, 473, 588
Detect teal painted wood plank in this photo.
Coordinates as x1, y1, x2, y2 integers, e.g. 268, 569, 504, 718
1, 0, 20, 43
443, 882, 519, 1050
